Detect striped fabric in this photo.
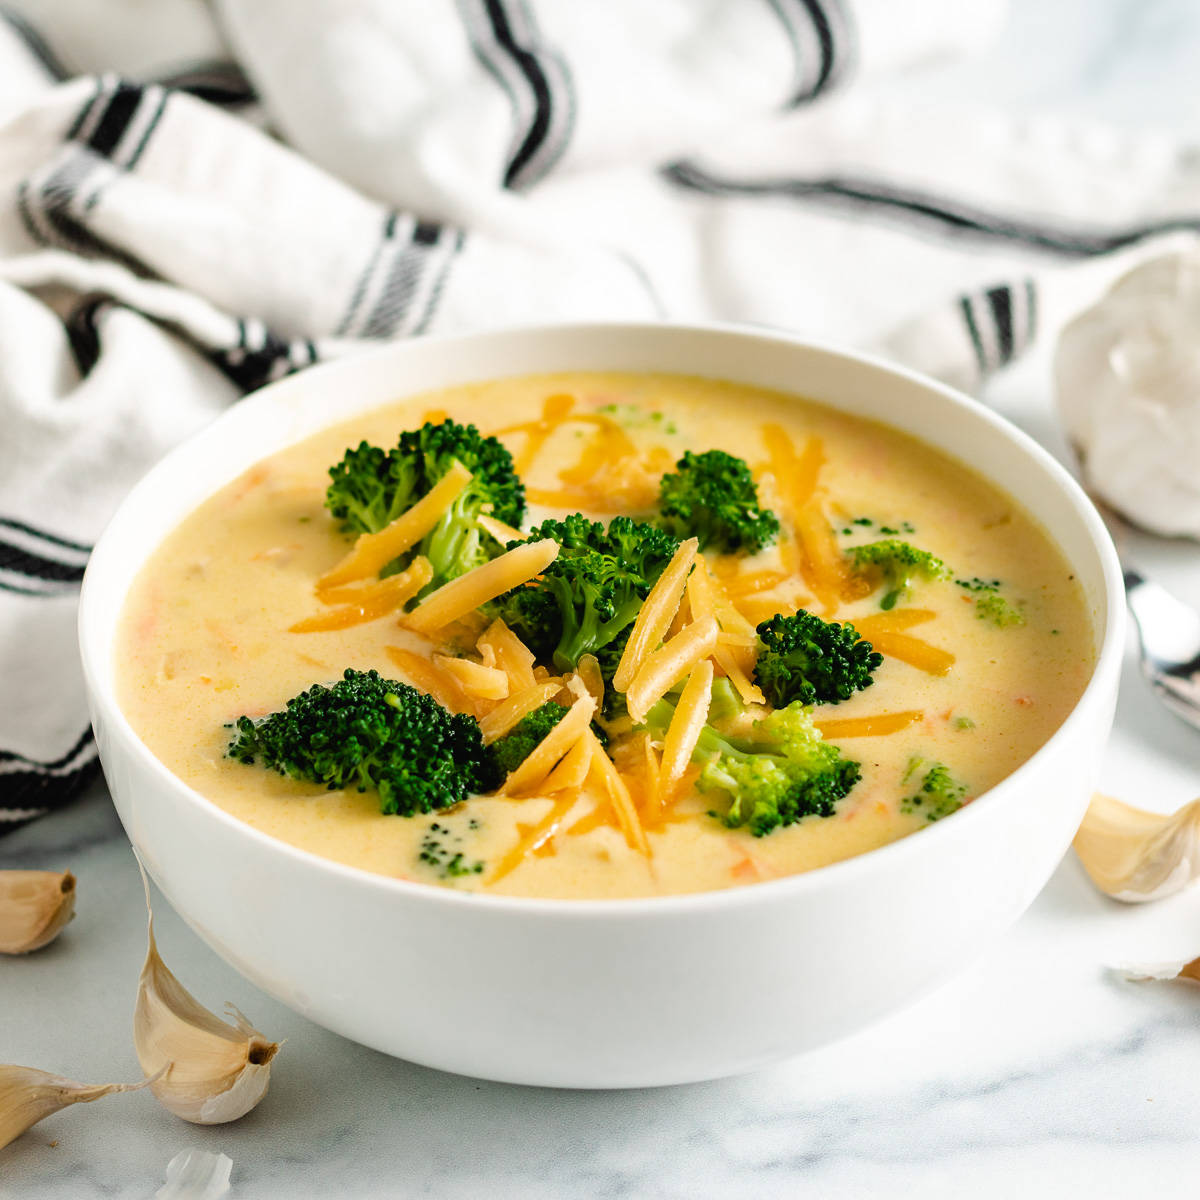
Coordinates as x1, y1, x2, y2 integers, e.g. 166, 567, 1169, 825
2, 0, 1197, 829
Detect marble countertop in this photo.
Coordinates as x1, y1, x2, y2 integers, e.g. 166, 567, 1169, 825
6, 2, 1200, 1196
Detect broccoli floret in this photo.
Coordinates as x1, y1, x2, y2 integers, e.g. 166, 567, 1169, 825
657, 450, 779, 554
488, 701, 569, 778
646, 699, 861, 837
418, 821, 486, 878
900, 759, 968, 822
489, 514, 680, 676
227, 668, 496, 814
754, 611, 883, 707
850, 539, 951, 610
973, 592, 1025, 627
325, 419, 525, 589
954, 577, 1026, 627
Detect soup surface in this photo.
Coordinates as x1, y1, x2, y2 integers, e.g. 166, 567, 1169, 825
117, 372, 1094, 899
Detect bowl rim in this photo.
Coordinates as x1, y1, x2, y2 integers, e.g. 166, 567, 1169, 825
79, 319, 1125, 918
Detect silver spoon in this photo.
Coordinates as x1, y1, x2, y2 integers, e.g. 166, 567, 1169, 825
1124, 568, 1200, 731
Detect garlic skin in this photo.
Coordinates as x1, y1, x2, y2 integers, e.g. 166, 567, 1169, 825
1055, 249, 1200, 539
134, 879, 279, 1125
156, 1148, 234, 1199
0, 1064, 149, 1151
0, 870, 75, 954
1073, 792, 1200, 902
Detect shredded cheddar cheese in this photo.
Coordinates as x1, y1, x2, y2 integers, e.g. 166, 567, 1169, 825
433, 654, 509, 701
383, 645, 474, 714
290, 558, 431, 632
658, 660, 714, 807
499, 692, 596, 795
318, 461, 472, 588
814, 710, 924, 737
612, 538, 699, 692
477, 513, 525, 547
405, 539, 559, 636
585, 729, 650, 854
625, 615, 720, 724
478, 680, 563, 744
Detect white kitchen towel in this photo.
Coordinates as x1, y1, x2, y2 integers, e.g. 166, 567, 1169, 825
1, 0, 1198, 828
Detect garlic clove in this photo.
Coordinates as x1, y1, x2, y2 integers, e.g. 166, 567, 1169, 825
134, 870, 279, 1125
0, 870, 76, 954
0, 1064, 150, 1151
1073, 792, 1200, 902
1116, 957, 1200, 984
156, 1148, 234, 1199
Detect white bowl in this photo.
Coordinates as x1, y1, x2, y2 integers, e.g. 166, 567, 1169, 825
79, 323, 1123, 1088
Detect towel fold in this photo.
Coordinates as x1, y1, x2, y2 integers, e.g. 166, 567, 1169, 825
1, 0, 1195, 827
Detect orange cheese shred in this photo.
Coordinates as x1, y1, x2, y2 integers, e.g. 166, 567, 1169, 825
585, 729, 650, 854
383, 645, 474, 714
405, 539, 559, 636
658, 660, 714, 807
851, 609, 937, 636
499, 693, 596, 795
488, 791, 579, 885
476, 619, 538, 693
613, 538, 699, 693
711, 642, 765, 706
540, 735, 594, 794
291, 558, 432, 632
865, 630, 956, 675
625, 615, 720, 725
814, 710, 924, 738
433, 654, 509, 702
477, 513, 526, 547
318, 461, 472, 588
477, 680, 563, 744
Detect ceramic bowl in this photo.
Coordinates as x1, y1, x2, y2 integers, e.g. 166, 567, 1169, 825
79, 323, 1124, 1088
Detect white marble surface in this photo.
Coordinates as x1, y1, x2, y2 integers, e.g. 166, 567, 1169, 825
6, 2, 1200, 1196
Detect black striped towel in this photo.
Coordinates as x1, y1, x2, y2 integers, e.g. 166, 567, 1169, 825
2, 0, 1197, 829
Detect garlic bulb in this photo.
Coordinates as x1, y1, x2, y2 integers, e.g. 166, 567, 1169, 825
134, 876, 279, 1124
1056, 249, 1200, 538
1073, 792, 1200, 902
0, 1064, 150, 1151
0, 870, 76, 953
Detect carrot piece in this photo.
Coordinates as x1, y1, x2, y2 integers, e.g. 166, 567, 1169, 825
612, 538, 699, 693
292, 558, 432, 632
383, 645, 474, 714
814, 710, 924, 738
625, 616, 720, 725
318, 462, 472, 588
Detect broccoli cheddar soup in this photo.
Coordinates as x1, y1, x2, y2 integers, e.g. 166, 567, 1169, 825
117, 373, 1095, 899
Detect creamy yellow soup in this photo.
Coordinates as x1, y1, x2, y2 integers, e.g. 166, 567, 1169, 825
117, 373, 1094, 899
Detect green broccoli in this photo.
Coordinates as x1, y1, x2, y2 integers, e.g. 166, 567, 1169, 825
487, 701, 569, 778
850, 539, 951, 610
657, 449, 779, 554
754, 611, 883, 707
645, 699, 861, 837
489, 514, 680, 676
325, 419, 525, 590
227, 668, 496, 814
955, 578, 1026, 627
900, 759, 968, 822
